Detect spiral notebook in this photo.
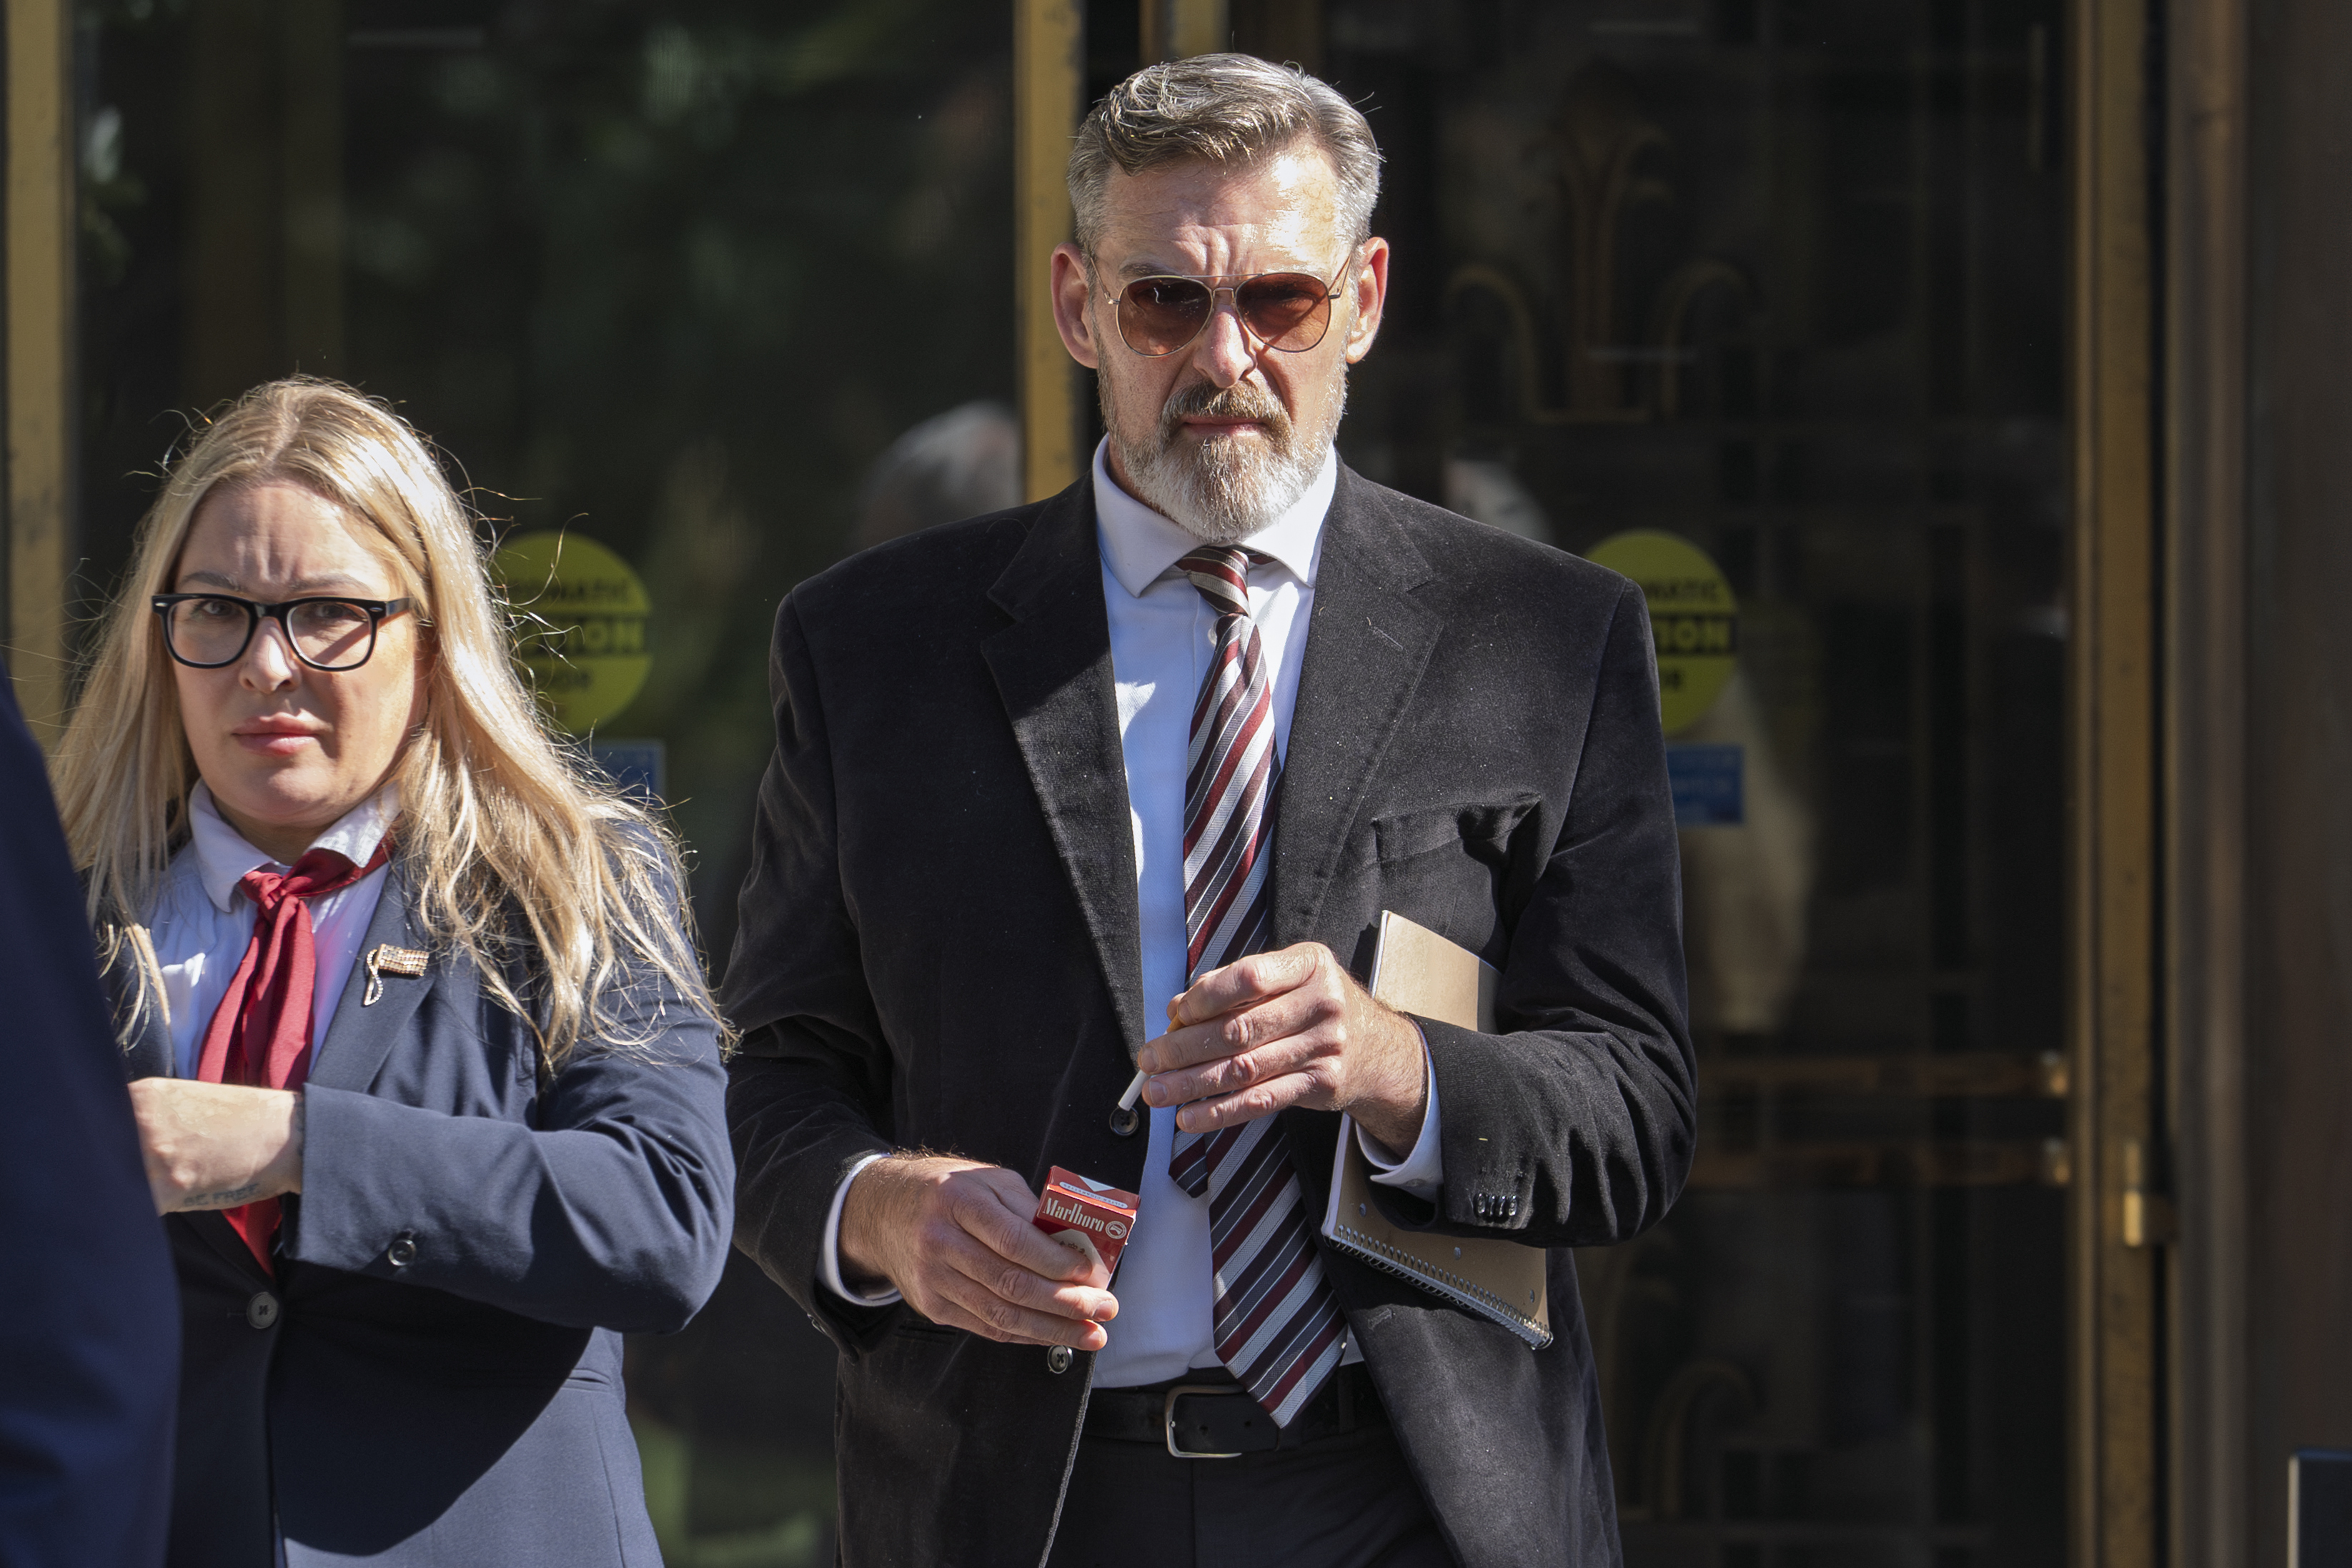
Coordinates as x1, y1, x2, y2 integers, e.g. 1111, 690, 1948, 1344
1319, 910, 1553, 1349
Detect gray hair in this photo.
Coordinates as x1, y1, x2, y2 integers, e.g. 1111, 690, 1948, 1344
1068, 54, 1384, 256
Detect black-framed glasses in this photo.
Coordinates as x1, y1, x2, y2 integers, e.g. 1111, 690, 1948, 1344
150, 594, 415, 672
1103, 267, 1348, 358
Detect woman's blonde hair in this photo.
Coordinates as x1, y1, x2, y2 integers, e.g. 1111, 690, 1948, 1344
53, 376, 722, 1067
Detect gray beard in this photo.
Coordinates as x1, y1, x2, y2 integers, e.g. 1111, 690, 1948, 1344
1108, 379, 1343, 546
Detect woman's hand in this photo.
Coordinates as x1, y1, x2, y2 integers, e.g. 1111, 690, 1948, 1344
128, 1081, 304, 1214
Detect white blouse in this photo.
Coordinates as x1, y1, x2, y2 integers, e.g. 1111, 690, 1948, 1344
146, 783, 399, 1078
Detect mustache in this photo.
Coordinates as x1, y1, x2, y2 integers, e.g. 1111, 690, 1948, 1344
1155, 382, 1292, 443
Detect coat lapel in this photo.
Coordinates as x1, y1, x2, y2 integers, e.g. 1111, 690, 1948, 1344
1273, 467, 1443, 947
103, 916, 271, 1284
178, 1210, 275, 1288
980, 482, 1148, 1066
305, 860, 440, 1095
111, 867, 430, 1288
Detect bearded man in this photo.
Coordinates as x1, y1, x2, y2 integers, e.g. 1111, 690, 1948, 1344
724, 54, 1694, 1568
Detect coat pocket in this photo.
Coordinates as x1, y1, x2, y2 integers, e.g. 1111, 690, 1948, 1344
890, 1311, 961, 1344
1372, 795, 1541, 865
1366, 795, 1544, 963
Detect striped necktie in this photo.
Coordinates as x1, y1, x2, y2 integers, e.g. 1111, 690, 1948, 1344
1165, 545, 1346, 1428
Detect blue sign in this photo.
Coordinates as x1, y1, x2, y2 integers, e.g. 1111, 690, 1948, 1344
1667, 743, 1743, 827
592, 738, 668, 803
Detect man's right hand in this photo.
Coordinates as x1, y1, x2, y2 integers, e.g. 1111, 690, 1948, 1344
838, 1154, 1118, 1349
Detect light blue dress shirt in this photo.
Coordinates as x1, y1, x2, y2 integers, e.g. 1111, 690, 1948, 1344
147, 783, 399, 1078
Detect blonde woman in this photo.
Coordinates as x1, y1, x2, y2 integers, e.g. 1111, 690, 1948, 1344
51, 378, 732, 1568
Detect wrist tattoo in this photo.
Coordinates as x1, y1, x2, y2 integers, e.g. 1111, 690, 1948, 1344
179, 1183, 262, 1211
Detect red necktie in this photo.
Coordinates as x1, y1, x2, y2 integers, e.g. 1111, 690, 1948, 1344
194, 840, 390, 1272
1164, 547, 1346, 1428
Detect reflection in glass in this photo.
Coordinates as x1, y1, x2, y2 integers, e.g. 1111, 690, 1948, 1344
79, 3, 1016, 1562
1320, 1, 2068, 1561
79, 0, 2076, 1557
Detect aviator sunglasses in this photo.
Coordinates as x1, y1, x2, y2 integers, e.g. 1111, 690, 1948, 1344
1103, 266, 1349, 358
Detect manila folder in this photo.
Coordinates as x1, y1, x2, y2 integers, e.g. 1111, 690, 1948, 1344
1319, 910, 1552, 1349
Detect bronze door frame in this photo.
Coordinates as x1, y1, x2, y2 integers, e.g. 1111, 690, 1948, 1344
2160, 0, 2251, 1562
2, 0, 76, 738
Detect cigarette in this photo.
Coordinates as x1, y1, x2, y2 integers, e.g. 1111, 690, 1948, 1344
1118, 1069, 1147, 1111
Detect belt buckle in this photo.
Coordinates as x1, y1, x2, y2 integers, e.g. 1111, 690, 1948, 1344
1163, 1383, 1248, 1459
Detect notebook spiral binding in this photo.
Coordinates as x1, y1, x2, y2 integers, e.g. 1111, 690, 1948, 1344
1327, 1219, 1553, 1349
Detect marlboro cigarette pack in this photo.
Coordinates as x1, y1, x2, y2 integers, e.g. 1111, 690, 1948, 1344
1032, 1167, 1140, 1278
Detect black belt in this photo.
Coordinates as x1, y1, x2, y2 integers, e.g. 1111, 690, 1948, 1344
1083, 1364, 1387, 1457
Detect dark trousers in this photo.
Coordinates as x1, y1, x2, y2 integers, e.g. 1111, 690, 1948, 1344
1044, 1421, 1455, 1568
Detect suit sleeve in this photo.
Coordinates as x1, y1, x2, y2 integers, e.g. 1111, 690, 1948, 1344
287, 882, 735, 1336
0, 670, 178, 1568
719, 594, 898, 1349
1418, 576, 1696, 1248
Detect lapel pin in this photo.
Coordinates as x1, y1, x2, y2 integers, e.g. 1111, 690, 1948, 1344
362, 944, 429, 1006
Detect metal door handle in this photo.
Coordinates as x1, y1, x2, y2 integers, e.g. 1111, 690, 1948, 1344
2120, 1138, 2176, 1248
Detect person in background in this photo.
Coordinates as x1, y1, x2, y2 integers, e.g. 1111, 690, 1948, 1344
49, 377, 734, 1568
0, 661, 177, 1567
850, 400, 1021, 551
723, 54, 1692, 1568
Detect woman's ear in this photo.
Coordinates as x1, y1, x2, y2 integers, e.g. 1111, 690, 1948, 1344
403, 618, 438, 739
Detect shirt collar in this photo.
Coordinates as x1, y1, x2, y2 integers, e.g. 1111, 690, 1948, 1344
188, 780, 401, 913
1092, 437, 1336, 599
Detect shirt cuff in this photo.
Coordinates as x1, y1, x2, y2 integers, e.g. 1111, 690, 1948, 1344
820, 1151, 904, 1307
1359, 1026, 1443, 1199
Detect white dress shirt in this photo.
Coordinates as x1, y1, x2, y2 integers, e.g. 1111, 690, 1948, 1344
147, 783, 400, 1076
823, 440, 1444, 1387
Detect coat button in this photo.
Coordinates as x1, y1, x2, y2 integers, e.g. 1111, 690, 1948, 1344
387, 1235, 418, 1269
1046, 1346, 1074, 1374
246, 1291, 280, 1330
1108, 1104, 1141, 1138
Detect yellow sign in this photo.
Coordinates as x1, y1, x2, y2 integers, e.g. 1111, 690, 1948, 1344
491, 531, 651, 733
1584, 530, 1737, 735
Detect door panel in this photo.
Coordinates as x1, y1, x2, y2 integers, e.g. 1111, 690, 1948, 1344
1306, 3, 2071, 1560
69, 1, 2131, 1560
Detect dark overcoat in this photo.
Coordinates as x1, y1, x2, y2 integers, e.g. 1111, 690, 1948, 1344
724, 468, 1697, 1568
116, 860, 733, 1568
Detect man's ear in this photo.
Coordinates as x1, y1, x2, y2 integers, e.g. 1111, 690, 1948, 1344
1051, 244, 1103, 370
1342, 237, 1391, 365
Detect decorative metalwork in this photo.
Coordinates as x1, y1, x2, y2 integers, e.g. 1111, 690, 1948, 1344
1447, 59, 1750, 424
1641, 1359, 1758, 1521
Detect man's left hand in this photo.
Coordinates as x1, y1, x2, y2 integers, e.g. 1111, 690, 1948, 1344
1137, 942, 1428, 1155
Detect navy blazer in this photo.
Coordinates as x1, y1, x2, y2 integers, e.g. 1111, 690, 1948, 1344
0, 667, 177, 1568
116, 855, 733, 1568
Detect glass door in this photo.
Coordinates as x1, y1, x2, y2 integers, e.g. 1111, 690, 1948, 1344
76, 4, 1020, 1562
64, 2, 2135, 1563
1296, 2, 2073, 1561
